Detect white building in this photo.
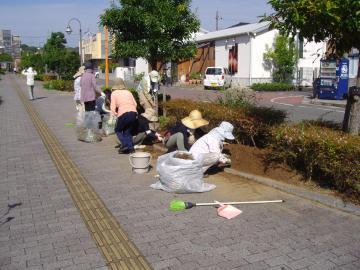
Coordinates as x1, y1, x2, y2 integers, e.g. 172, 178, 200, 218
196, 22, 326, 87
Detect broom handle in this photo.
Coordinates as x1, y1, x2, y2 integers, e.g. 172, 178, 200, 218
195, 200, 284, 206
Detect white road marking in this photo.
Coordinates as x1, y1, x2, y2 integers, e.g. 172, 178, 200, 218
270, 95, 344, 113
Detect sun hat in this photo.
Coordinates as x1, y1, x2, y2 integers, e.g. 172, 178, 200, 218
84, 62, 93, 70
141, 108, 158, 122
181, 110, 209, 129
218, 121, 235, 140
112, 78, 127, 90
73, 66, 85, 78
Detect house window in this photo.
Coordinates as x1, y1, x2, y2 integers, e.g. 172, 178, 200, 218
299, 40, 304, 58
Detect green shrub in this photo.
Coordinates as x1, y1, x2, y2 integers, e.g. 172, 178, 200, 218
134, 72, 145, 82
268, 123, 360, 198
42, 74, 57, 81
34, 74, 44, 81
43, 79, 73, 91
0, 69, 5, 74
164, 99, 273, 147
251, 82, 295, 91
189, 72, 201, 80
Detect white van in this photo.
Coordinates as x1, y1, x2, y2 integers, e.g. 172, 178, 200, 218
203, 67, 232, 89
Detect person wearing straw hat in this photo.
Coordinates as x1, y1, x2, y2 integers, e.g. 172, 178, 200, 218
132, 108, 163, 147
190, 121, 234, 173
110, 78, 138, 154
73, 66, 85, 112
164, 110, 209, 152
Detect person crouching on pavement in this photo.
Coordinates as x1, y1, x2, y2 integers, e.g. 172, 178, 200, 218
95, 89, 111, 129
164, 110, 209, 152
190, 121, 234, 173
110, 78, 138, 154
132, 108, 163, 148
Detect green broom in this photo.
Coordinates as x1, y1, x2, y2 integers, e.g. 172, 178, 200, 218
169, 199, 284, 212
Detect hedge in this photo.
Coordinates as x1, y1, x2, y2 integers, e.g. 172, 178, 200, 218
251, 82, 295, 91
43, 79, 73, 92
163, 99, 273, 147
268, 123, 360, 198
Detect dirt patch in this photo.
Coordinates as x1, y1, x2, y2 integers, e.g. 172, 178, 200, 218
143, 143, 359, 205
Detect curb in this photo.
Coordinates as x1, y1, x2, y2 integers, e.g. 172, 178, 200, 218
224, 168, 360, 216
150, 144, 360, 216
303, 96, 346, 108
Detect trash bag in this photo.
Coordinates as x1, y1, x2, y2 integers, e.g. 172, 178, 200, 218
102, 115, 116, 136
150, 151, 216, 193
76, 111, 102, 143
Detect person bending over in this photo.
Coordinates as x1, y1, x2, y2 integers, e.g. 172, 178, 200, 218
110, 78, 138, 154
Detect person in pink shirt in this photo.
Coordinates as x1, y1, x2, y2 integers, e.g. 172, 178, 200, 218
110, 78, 138, 154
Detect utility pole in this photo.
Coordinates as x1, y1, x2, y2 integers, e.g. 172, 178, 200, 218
216, 10, 222, 31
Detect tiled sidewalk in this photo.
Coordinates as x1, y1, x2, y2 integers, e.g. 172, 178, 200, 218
1, 74, 360, 270
0, 75, 107, 269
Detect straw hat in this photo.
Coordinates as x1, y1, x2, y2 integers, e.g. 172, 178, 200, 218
112, 78, 127, 90
218, 121, 235, 140
73, 66, 85, 78
181, 110, 209, 129
141, 108, 158, 122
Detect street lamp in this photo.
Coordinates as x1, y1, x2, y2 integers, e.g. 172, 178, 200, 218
65, 17, 83, 65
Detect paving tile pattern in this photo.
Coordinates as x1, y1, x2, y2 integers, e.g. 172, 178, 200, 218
0, 76, 107, 269
2, 74, 360, 270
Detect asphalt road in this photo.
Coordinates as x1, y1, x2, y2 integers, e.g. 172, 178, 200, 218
100, 78, 345, 124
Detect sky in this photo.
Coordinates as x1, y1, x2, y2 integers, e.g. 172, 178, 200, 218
0, 0, 273, 47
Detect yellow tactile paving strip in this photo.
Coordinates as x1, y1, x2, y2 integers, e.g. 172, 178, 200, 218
11, 78, 152, 270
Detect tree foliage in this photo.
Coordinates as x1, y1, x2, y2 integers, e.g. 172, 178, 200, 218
42, 32, 79, 79
264, 0, 360, 55
20, 52, 44, 73
100, 0, 200, 69
0, 53, 13, 62
263, 34, 297, 83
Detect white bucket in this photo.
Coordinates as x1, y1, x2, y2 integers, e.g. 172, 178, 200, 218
129, 152, 152, 174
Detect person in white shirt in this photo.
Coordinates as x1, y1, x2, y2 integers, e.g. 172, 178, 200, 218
73, 66, 85, 111
21, 67, 38, 100
149, 69, 160, 92
190, 121, 234, 173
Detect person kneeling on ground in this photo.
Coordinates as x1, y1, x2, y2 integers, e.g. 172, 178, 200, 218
164, 110, 209, 152
190, 121, 234, 173
132, 108, 163, 148
95, 89, 111, 130
110, 78, 138, 154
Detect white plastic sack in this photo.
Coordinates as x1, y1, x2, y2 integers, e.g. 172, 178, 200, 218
150, 151, 216, 193
76, 111, 102, 142
102, 115, 116, 136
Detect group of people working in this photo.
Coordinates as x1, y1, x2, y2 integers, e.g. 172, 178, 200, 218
73, 62, 234, 172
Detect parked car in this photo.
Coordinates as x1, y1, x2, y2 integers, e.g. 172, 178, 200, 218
203, 67, 232, 90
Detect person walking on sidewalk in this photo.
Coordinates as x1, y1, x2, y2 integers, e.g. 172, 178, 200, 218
73, 66, 85, 112
21, 67, 37, 100
80, 62, 104, 111
110, 78, 138, 154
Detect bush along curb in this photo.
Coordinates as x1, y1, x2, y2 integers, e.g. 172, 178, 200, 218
224, 168, 360, 216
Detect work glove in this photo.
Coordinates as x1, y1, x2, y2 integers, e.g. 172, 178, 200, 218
100, 92, 106, 97
219, 154, 231, 165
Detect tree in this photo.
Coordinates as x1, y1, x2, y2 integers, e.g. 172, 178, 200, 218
100, 0, 200, 69
263, 34, 297, 83
20, 51, 44, 73
0, 53, 13, 62
43, 32, 79, 79
264, 0, 360, 134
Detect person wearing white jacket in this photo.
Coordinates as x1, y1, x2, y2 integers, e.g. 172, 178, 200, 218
22, 67, 38, 100
190, 121, 234, 173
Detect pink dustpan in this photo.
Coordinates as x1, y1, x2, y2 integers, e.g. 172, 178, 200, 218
215, 201, 242, 219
